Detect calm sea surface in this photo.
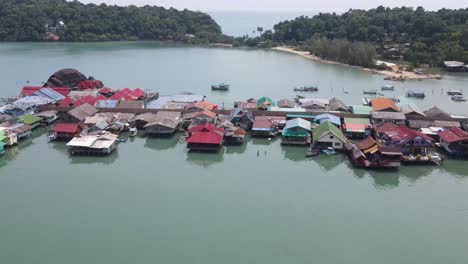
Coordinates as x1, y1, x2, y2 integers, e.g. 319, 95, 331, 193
1, 42, 468, 264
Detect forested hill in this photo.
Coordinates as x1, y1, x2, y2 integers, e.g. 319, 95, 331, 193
0, 0, 222, 42
268, 6, 468, 66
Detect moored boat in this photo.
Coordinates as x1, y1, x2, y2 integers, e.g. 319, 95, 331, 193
381, 85, 394, 91
406, 91, 425, 98
447, 90, 463, 96
363, 89, 377, 95
322, 147, 337, 156
211, 83, 230, 91
294, 86, 318, 92
451, 95, 467, 101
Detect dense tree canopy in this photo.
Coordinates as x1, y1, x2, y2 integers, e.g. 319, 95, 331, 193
0, 0, 222, 42
267, 6, 468, 66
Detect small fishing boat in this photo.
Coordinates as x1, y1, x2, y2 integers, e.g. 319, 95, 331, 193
363, 90, 377, 95
322, 147, 337, 156
447, 90, 463, 96
451, 95, 467, 102
294, 86, 318, 92
381, 85, 394, 91
211, 83, 230, 91
406, 91, 425, 98
129, 127, 138, 137
306, 144, 320, 157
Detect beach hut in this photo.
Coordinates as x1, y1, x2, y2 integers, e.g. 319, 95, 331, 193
53, 123, 82, 140
19, 114, 42, 129
312, 121, 347, 150
281, 118, 312, 145
257, 97, 275, 110
186, 123, 224, 151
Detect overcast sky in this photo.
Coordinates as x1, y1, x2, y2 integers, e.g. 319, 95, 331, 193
79, 0, 468, 12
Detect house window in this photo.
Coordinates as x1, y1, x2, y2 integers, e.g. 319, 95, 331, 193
330, 136, 334, 139
334, 142, 341, 147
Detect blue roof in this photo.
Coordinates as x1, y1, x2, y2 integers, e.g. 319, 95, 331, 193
95, 100, 119, 108
33, 88, 65, 102
315, 113, 341, 125
146, 96, 174, 109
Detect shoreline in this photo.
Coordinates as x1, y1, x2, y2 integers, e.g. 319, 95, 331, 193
272, 46, 442, 80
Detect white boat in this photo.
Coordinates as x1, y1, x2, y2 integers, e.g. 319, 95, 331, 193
322, 147, 337, 156
451, 95, 467, 102
129, 127, 138, 137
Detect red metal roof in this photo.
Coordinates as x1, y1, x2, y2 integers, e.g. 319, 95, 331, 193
59, 95, 106, 107
99, 87, 114, 95
187, 123, 224, 144
381, 125, 434, 142
53, 123, 80, 133
110, 88, 141, 101
21, 86, 70, 97
59, 97, 75, 107
439, 127, 468, 143
375, 122, 399, 133
77, 80, 104, 90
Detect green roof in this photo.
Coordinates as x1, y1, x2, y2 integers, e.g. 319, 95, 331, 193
19, 114, 41, 125
351, 105, 372, 115
257, 97, 275, 107
344, 117, 370, 125
0, 131, 6, 142
313, 121, 347, 143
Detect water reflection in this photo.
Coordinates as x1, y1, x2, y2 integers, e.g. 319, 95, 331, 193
314, 154, 345, 172
441, 160, 468, 178
186, 148, 225, 168
144, 135, 180, 151
281, 145, 308, 162
69, 152, 119, 165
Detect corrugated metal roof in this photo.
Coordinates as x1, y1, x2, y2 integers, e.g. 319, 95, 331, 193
54, 123, 80, 133
284, 118, 311, 130
316, 114, 341, 125
33, 88, 66, 102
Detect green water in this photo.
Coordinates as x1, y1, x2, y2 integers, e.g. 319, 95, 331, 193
1, 42, 468, 264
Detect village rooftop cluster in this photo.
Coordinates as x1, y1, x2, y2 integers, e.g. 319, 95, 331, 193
1, 68, 468, 169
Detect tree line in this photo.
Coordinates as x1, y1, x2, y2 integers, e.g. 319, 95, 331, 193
0, 0, 222, 42
263, 6, 468, 66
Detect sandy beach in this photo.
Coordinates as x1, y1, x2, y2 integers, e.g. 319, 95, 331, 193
272, 46, 441, 80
